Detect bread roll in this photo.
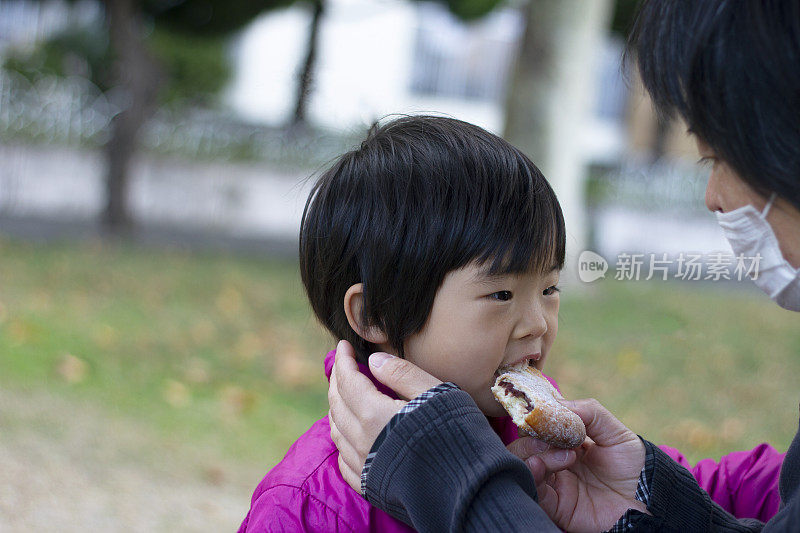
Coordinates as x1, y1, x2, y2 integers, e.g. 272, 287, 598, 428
492, 364, 586, 449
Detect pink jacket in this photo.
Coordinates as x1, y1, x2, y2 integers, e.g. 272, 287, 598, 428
659, 443, 783, 521
238, 350, 783, 531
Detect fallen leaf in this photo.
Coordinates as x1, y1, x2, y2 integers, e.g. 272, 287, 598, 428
190, 319, 216, 345
91, 324, 118, 350
616, 348, 642, 377
184, 357, 211, 384
274, 355, 317, 388
216, 286, 243, 317
234, 332, 261, 361
163, 379, 191, 408
218, 384, 256, 416
56, 353, 88, 384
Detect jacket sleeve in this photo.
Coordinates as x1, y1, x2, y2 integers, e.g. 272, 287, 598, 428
658, 444, 783, 522
628, 440, 772, 532
241, 485, 356, 533
363, 387, 560, 533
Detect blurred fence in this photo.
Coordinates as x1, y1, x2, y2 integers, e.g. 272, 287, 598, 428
0, 70, 361, 168
0, 67, 726, 257
0, 71, 116, 146
0, 70, 340, 240
592, 156, 709, 213
409, 4, 522, 103
588, 157, 728, 259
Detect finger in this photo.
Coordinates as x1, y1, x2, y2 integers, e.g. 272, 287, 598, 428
328, 365, 352, 423
533, 475, 561, 519
329, 370, 379, 457
334, 340, 390, 416
334, 339, 374, 388
546, 470, 579, 526
532, 447, 577, 474
331, 417, 368, 471
328, 362, 357, 436
330, 412, 368, 489
559, 398, 633, 447
520, 454, 561, 519
328, 409, 348, 451
521, 453, 548, 483
328, 363, 339, 411
338, 451, 362, 493
329, 406, 372, 461
506, 436, 550, 460
368, 352, 442, 400
331, 340, 411, 452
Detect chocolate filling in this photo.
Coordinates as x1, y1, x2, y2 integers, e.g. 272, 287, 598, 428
498, 380, 533, 411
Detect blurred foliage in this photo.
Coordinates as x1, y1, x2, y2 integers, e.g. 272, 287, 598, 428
143, 0, 295, 35
429, 0, 506, 21
148, 27, 230, 106
2, 24, 114, 91
1, 0, 304, 110
2, 21, 230, 108
585, 158, 708, 213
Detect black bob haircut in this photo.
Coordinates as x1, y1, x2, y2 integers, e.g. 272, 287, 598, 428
299, 115, 565, 362
627, 0, 800, 212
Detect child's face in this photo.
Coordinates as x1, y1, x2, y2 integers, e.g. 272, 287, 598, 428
400, 262, 560, 417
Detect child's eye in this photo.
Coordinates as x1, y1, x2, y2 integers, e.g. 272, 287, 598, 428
543, 285, 561, 296
490, 290, 513, 301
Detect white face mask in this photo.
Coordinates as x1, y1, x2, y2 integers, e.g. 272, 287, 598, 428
716, 193, 800, 312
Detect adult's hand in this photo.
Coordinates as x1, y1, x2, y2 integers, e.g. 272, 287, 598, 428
328, 340, 441, 492
519, 399, 648, 532
506, 436, 576, 483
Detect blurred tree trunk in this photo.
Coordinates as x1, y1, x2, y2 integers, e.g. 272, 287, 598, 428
503, 0, 612, 265
102, 0, 163, 232
504, 2, 552, 165
291, 0, 325, 128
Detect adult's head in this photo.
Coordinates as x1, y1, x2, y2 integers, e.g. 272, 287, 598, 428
299, 115, 565, 363
628, 0, 800, 307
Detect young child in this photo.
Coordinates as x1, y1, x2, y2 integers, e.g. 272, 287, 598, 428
238, 115, 565, 532
238, 115, 782, 532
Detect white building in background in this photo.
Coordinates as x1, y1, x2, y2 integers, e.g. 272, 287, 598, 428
226, 0, 518, 133
224, 0, 627, 167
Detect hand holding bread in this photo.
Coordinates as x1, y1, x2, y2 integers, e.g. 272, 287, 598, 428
492, 363, 586, 448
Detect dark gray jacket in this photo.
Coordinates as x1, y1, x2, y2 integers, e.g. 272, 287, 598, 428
363, 388, 800, 532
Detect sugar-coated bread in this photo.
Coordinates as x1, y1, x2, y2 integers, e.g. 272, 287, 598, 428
492, 364, 586, 449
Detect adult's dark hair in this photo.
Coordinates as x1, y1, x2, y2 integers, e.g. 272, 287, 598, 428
299, 115, 565, 362
627, 0, 800, 211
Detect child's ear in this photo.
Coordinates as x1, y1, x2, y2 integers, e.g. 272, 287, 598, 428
343, 283, 389, 345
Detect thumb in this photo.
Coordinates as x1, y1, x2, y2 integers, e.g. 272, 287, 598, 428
368, 352, 442, 400
560, 398, 634, 447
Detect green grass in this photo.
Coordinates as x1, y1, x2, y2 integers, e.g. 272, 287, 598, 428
0, 238, 332, 468
1, 238, 798, 468
552, 280, 800, 461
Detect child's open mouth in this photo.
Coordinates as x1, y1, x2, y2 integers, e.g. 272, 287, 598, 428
495, 355, 540, 377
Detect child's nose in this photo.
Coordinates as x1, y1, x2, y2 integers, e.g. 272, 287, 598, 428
515, 304, 548, 339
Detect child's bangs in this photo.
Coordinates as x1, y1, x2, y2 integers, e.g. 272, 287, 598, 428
477, 190, 566, 277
